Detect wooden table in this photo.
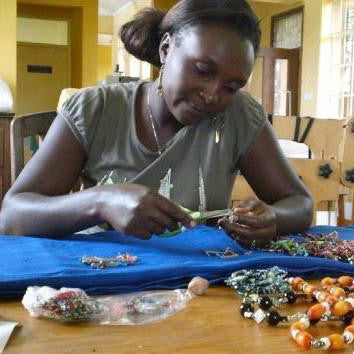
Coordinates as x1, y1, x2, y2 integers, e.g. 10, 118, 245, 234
1, 285, 354, 353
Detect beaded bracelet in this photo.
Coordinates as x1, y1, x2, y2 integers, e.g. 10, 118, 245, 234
225, 267, 290, 296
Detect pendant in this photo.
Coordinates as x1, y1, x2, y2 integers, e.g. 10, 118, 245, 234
215, 129, 220, 143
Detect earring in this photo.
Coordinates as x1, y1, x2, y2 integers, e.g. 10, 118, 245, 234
157, 64, 164, 97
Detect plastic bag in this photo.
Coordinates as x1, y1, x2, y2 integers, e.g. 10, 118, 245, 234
22, 286, 195, 325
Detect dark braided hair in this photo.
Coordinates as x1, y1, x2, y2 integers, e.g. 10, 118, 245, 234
120, 0, 261, 68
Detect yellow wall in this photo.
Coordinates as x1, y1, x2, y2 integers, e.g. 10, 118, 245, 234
97, 45, 112, 81
18, 0, 98, 88
301, 0, 322, 117
250, 2, 303, 48
0, 0, 17, 104
153, 0, 177, 10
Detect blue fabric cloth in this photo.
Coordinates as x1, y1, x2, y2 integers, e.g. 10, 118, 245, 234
1, 225, 354, 299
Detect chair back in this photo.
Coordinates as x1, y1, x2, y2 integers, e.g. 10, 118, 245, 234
10, 111, 56, 183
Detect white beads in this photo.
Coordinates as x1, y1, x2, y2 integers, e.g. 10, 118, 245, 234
291, 329, 300, 340
322, 302, 331, 312
344, 331, 354, 344
318, 337, 331, 350
345, 297, 354, 307
300, 316, 310, 328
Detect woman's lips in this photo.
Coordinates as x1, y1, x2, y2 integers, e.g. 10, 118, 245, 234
187, 101, 208, 116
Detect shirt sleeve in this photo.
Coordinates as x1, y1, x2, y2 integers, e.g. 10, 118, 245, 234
58, 86, 105, 153
228, 91, 267, 166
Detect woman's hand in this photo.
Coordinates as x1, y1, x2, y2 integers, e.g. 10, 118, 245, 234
98, 183, 195, 239
218, 197, 276, 248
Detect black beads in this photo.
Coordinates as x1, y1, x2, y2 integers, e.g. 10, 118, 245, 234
259, 296, 272, 310
284, 291, 296, 305
267, 310, 281, 326
239, 302, 254, 317
342, 310, 354, 325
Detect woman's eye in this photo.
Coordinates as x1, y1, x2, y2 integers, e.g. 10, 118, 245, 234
225, 85, 238, 94
195, 64, 211, 76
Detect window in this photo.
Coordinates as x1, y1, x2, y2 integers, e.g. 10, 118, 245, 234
272, 8, 303, 49
319, 0, 354, 118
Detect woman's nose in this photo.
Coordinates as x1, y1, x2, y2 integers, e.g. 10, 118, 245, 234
199, 84, 220, 105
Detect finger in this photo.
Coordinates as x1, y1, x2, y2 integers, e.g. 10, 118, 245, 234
219, 219, 273, 242
155, 196, 195, 228
236, 197, 261, 212
148, 209, 179, 232
234, 213, 270, 229
145, 220, 166, 235
131, 229, 153, 240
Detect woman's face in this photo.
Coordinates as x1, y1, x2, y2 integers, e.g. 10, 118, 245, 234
160, 24, 255, 125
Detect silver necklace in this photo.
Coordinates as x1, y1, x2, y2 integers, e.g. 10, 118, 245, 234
147, 85, 162, 155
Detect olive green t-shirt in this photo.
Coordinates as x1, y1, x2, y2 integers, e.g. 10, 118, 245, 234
59, 81, 266, 212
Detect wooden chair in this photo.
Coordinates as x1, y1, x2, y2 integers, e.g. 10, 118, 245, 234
232, 115, 348, 225
10, 111, 56, 183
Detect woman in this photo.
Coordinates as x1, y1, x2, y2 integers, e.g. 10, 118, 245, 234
0, 0, 313, 247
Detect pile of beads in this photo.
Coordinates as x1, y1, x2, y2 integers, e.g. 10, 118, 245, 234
40, 289, 103, 322
81, 253, 138, 269
263, 231, 354, 263
225, 266, 290, 296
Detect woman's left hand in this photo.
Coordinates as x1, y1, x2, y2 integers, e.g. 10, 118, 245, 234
218, 197, 277, 248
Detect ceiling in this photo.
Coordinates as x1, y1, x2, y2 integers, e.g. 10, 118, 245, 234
98, 0, 301, 16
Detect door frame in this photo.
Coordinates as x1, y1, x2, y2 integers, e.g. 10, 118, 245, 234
259, 47, 300, 116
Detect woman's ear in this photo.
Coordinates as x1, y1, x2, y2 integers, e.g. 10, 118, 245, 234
159, 32, 171, 64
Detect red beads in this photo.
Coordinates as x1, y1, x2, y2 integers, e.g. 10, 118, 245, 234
295, 331, 313, 349
307, 304, 326, 320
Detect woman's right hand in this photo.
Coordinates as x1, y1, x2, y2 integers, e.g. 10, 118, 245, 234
97, 183, 195, 239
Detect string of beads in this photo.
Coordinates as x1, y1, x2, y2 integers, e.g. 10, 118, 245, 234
228, 269, 354, 351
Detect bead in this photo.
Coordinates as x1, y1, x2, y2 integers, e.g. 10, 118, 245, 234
318, 291, 330, 302
342, 310, 354, 325
331, 287, 346, 298
304, 284, 317, 297
291, 322, 307, 332
344, 331, 354, 344
188, 277, 209, 295
345, 325, 354, 335
325, 295, 338, 306
259, 296, 272, 310
309, 318, 320, 325
239, 302, 254, 317
299, 316, 310, 328
346, 298, 354, 307
338, 276, 353, 287
284, 291, 296, 305
267, 310, 281, 326
292, 277, 305, 291
328, 334, 344, 350
291, 329, 300, 340
332, 301, 352, 316
295, 331, 313, 349
343, 287, 351, 295
318, 337, 331, 350
307, 304, 326, 320
321, 301, 331, 312
321, 277, 335, 287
